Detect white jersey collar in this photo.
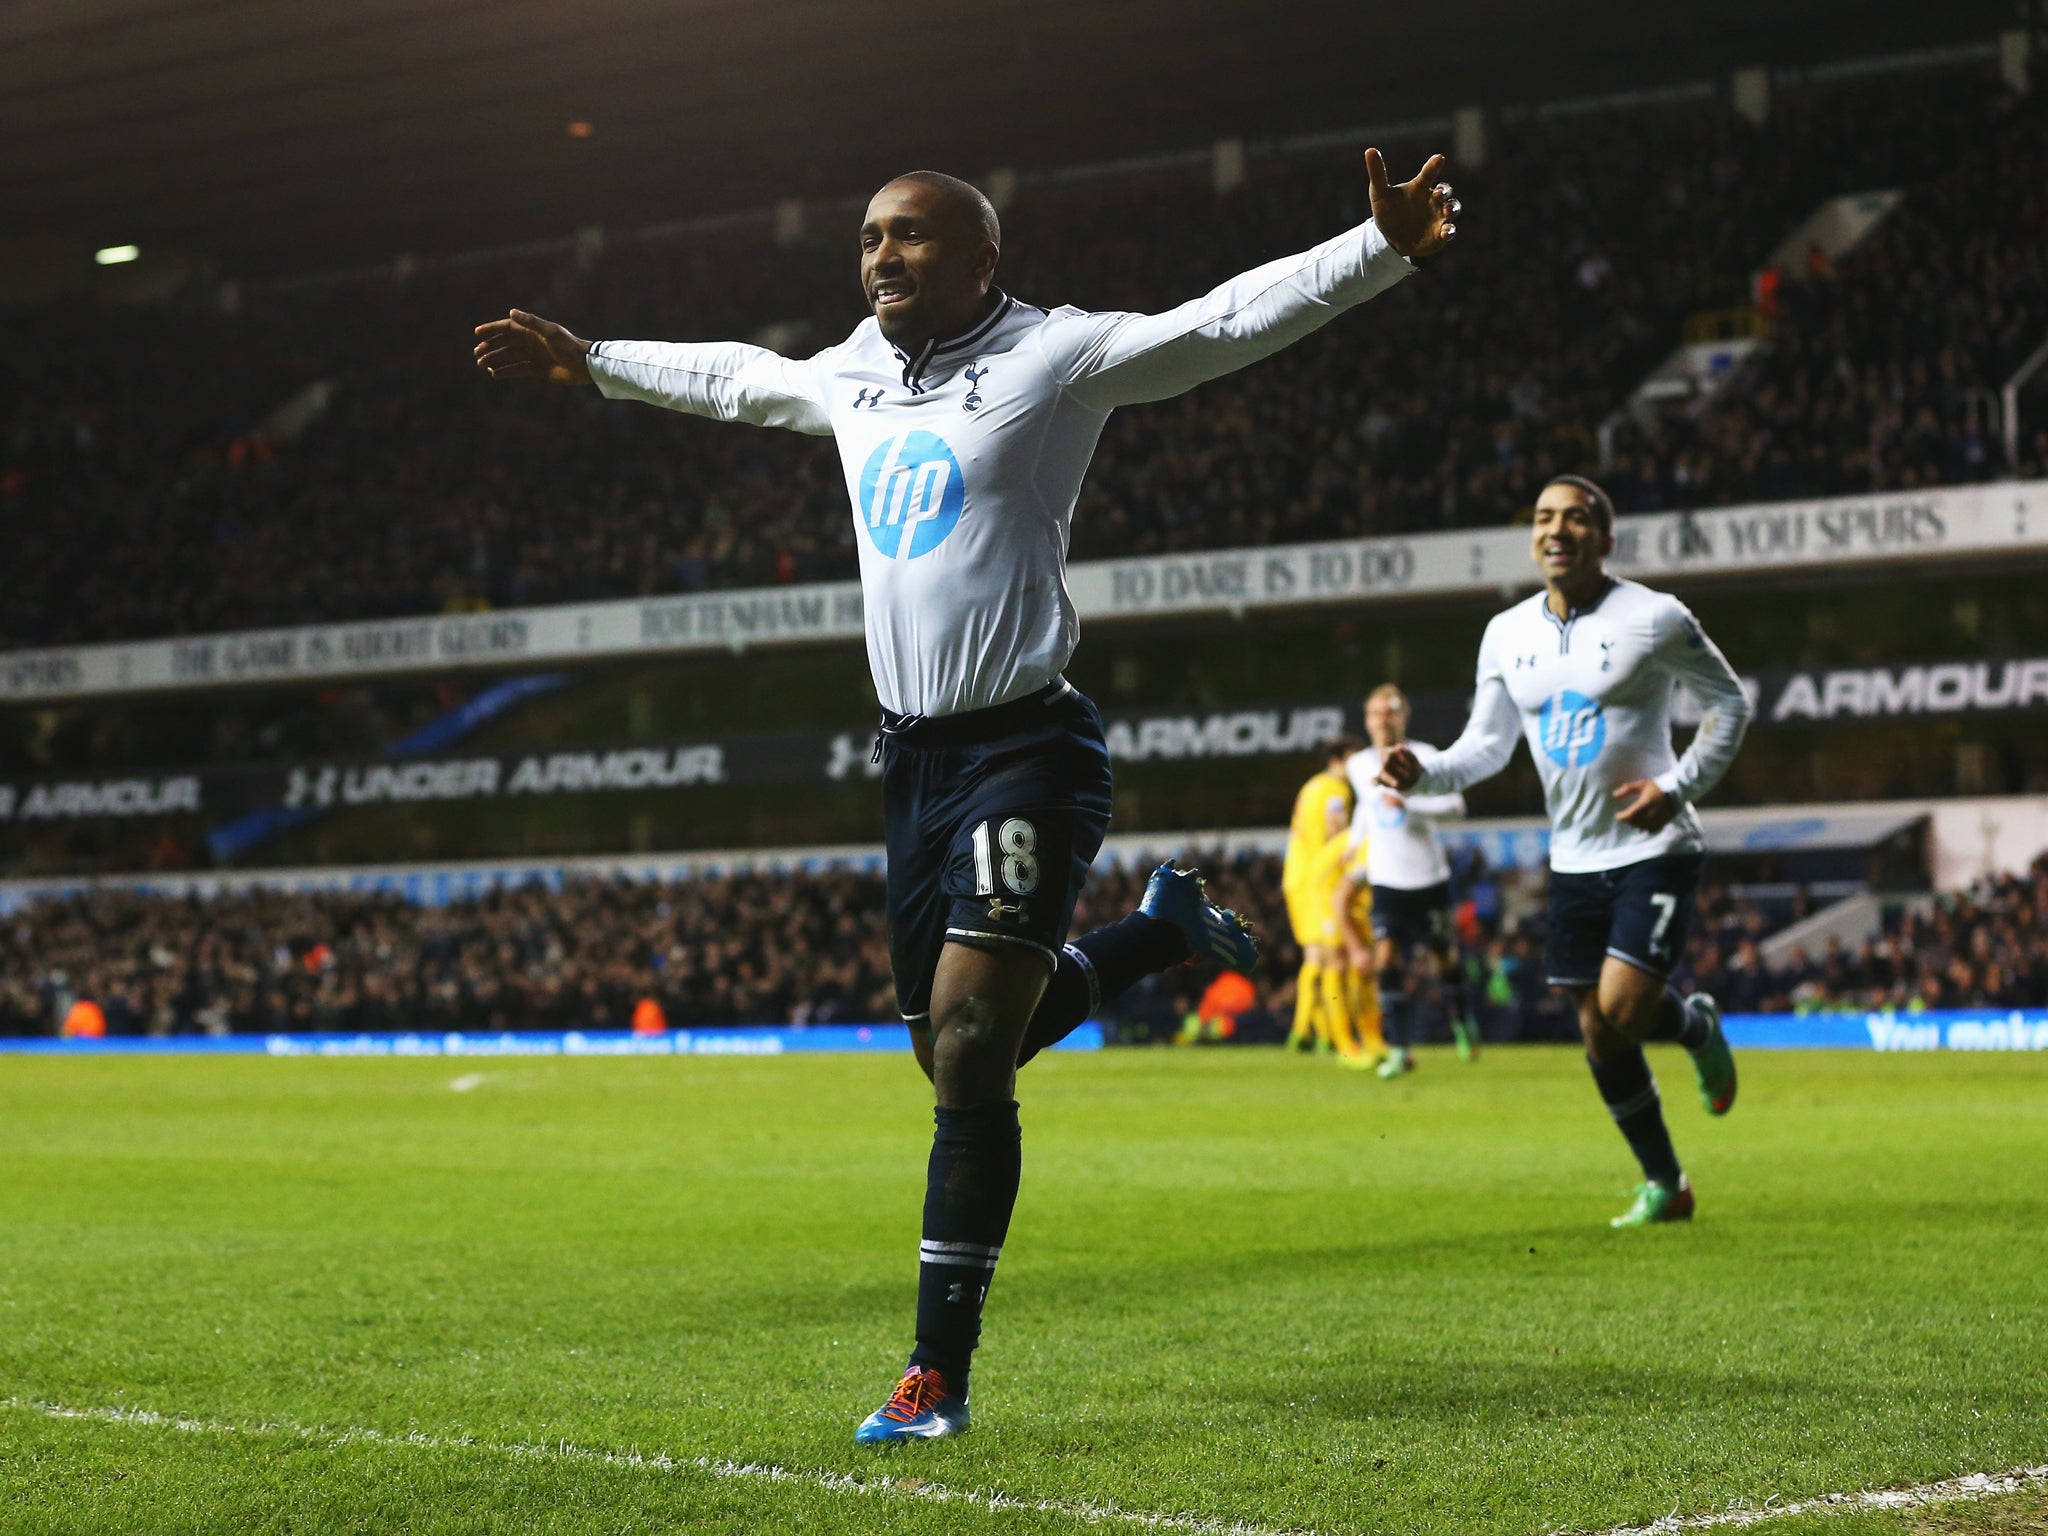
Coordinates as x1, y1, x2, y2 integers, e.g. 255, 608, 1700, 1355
886, 291, 1016, 394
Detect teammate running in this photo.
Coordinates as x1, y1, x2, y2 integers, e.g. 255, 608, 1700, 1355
1341, 684, 1475, 1079
476, 154, 1458, 1433
1376, 476, 1751, 1227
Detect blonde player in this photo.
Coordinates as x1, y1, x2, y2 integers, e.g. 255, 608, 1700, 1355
1343, 684, 1474, 1078
1283, 737, 1367, 1059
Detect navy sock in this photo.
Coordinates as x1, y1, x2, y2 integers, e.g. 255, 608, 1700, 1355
1586, 1045, 1682, 1185
1643, 988, 1710, 1050
1378, 960, 1409, 1046
1016, 914, 1187, 1067
1382, 989, 1415, 1049
908, 1100, 1021, 1397
1442, 958, 1472, 1026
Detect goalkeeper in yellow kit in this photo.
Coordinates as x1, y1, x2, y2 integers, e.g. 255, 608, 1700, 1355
1281, 738, 1383, 1064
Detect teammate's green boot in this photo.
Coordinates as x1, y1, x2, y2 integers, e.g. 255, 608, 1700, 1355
1375, 1045, 1414, 1080
1449, 1015, 1480, 1062
1684, 992, 1737, 1115
1611, 1176, 1694, 1227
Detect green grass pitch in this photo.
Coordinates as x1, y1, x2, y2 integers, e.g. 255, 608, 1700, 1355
1, 1046, 2042, 1535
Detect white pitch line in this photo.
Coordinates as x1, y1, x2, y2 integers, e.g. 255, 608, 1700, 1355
5, 1397, 1308, 1536
1562, 1462, 2048, 1535
15, 1397, 2043, 1534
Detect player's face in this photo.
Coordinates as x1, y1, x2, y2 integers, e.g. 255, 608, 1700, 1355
1529, 485, 1613, 587
859, 181, 996, 347
1365, 695, 1407, 747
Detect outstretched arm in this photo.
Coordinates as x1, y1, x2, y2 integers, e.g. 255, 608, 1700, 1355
1037, 150, 1459, 412
472, 310, 832, 435
473, 309, 596, 384
1402, 788, 1468, 821
1378, 628, 1518, 795
1403, 678, 1520, 795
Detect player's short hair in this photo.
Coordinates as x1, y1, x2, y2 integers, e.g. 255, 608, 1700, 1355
1540, 474, 1615, 536
1365, 683, 1409, 713
1326, 733, 1367, 762
889, 170, 1001, 248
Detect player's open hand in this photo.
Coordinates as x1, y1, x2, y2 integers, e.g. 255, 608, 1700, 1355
1365, 149, 1459, 260
1613, 779, 1677, 832
1374, 744, 1423, 791
472, 310, 595, 385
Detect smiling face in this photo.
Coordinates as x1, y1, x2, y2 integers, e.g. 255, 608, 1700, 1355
1530, 481, 1614, 592
859, 178, 999, 349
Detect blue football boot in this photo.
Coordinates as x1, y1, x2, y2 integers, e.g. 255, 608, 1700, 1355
1139, 863, 1260, 973
854, 1364, 970, 1444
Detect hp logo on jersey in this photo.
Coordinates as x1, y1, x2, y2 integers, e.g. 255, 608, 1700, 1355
1538, 690, 1607, 767
858, 430, 965, 559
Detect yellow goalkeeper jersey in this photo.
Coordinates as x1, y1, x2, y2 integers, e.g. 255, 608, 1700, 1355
1283, 769, 1353, 892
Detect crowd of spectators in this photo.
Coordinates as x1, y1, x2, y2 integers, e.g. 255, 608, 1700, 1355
0, 869, 901, 1038
12, 848, 2041, 1041
1687, 855, 2048, 1015
0, 854, 1297, 1040
4, 65, 2044, 651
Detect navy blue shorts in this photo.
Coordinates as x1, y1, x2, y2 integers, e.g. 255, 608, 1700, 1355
1370, 881, 1455, 949
1544, 852, 1704, 987
880, 680, 1113, 1023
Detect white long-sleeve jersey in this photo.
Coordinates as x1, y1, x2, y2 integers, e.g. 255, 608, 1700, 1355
1345, 743, 1463, 889
1412, 577, 1751, 875
587, 221, 1414, 718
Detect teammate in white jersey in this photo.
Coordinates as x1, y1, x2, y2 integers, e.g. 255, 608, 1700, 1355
476, 156, 1460, 1433
1340, 684, 1476, 1077
1377, 476, 1752, 1227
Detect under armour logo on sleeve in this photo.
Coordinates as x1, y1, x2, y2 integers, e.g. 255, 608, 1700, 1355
853, 387, 885, 410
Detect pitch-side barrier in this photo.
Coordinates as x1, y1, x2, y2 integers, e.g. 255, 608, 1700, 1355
0, 1023, 1103, 1057
6, 1013, 2048, 1054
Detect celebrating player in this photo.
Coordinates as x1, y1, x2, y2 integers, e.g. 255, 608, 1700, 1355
476, 153, 1458, 1434
1341, 684, 1475, 1079
1376, 476, 1751, 1226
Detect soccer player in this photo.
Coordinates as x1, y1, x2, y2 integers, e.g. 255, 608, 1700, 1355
476, 153, 1459, 1433
1283, 737, 1366, 1060
1376, 476, 1751, 1226
1341, 684, 1475, 1079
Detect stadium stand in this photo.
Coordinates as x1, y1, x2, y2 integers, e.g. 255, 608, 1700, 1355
1689, 855, 2048, 1014
4, 63, 2042, 649
11, 848, 2040, 1039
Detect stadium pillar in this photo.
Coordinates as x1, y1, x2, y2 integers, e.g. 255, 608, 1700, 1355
575, 225, 606, 271
1212, 138, 1247, 195
2000, 30, 2031, 95
1732, 67, 1769, 126
985, 167, 1018, 213
775, 200, 806, 246
1453, 106, 1485, 170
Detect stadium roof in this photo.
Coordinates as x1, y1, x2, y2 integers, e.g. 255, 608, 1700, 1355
3, 0, 2019, 279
